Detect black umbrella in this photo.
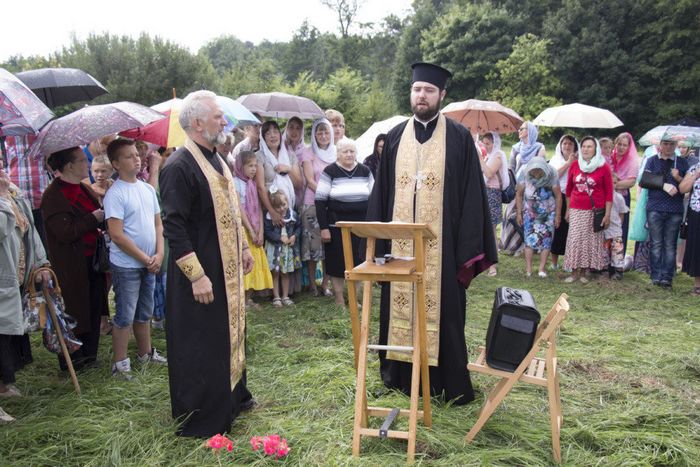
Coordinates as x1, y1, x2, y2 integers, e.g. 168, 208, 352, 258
15, 68, 108, 108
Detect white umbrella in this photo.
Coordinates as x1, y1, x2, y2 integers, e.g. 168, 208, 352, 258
356, 115, 409, 160
442, 99, 523, 134
236, 92, 324, 120
533, 103, 623, 129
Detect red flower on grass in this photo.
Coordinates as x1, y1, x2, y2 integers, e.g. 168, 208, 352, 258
206, 433, 233, 452
250, 434, 290, 459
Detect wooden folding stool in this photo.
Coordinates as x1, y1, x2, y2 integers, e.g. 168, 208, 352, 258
466, 293, 569, 463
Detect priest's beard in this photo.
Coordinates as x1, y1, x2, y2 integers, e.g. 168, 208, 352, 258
203, 129, 227, 146
411, 99, 440, 122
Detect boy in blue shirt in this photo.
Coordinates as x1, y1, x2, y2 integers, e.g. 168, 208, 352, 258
104, 139, 166, 379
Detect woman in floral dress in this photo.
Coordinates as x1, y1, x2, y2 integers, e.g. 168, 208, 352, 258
516, 158, 562, 277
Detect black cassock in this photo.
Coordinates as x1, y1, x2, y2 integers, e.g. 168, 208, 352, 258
366, 117, 497, 405
160, 144, 252, 437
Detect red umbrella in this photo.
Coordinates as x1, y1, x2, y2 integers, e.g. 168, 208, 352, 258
120, 98, 184, 147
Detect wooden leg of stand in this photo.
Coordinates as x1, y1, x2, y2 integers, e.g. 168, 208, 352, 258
43, 290, 81, 395
352, 284, 372, 456
415, 280, 431, 428
346, 278, 361, 369
406, 318, 421, 464
547, 343, 562, 463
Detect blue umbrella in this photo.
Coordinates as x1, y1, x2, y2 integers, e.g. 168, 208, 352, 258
216, 96, 260, 132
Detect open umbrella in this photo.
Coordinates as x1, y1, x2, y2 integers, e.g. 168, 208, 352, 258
15, 68, 108, 108
217, 96, 260, 131
533, 103, 623, 128
355, 115, 409, 158
0, 68, 54, 138
442, 99, 523, 134
638, 125, 700, 148
237, 92, 324, 119
26, 102, 164, 160
121, 98, 185, 148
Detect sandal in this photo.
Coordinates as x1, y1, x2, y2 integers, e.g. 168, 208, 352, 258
691, 287, 700, 296
246, 299, 261, 310
281, 297, 294, 306
272, 298, 283, 307
323, 288, 333, 297
487, 268, 497, 277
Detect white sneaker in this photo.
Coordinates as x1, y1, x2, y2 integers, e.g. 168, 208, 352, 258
111, 358, 133, 380
137, 347, 167, 365
0, 407, 15, 424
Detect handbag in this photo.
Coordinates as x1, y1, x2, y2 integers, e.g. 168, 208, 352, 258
639, 157, 676, 191
587, 190, 606, 233
497, 168, 517, 204
639, 171, 665, 190
22, 269, 49, 333
92, 226, 110, 273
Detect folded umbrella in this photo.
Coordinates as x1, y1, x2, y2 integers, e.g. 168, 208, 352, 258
533, 103, 623, 129
26, 102, 164, 160
0, 68, 54, 137
442, 99, 523, 134
15, 68, 108, 108
237, 92, 324, 120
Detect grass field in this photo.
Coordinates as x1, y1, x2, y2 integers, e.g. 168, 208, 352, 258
1, 252, 699, 466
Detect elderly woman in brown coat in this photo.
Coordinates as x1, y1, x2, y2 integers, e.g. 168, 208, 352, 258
41, 147, 108, 371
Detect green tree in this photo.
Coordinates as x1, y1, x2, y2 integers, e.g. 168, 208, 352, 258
487, 33, 562, 120
420, 1, 525, 104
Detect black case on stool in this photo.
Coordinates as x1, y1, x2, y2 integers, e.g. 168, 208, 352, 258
485, 287, 541, 372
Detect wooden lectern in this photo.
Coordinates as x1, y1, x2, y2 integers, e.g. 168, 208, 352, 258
336, 221, 435, 464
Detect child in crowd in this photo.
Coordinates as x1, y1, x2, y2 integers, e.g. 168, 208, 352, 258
264, 190, 301, 307
90, 155, 114, 202
604, 190, 630, 280
104, 139, 167, 380
234, 151, 273, 309
599, 137, 614, 162
89, 154, 115, 335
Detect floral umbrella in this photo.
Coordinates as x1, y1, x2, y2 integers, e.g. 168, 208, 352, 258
0, 68, 54, 137
26, 101, 164, 160
638, 125, 700, 148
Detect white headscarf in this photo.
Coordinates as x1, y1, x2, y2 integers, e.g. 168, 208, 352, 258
311, 118, 336, 164
578, 137, 606, 173
259, 125, 296, 207
485, 132, 509, 188
549, 135, 580, 191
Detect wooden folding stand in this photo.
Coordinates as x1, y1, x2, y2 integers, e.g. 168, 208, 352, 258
465, 293, 569, 463
336, 221, 435, 464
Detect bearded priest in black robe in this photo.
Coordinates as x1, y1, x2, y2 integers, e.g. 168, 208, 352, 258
159, 90, 254, 437
366, 63, 497, 405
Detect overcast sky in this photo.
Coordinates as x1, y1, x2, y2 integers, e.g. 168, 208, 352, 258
1, 0, 413, 62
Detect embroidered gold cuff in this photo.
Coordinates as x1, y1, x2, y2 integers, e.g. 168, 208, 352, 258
176, 252, 205, 282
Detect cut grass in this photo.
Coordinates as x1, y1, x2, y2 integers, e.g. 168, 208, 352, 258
1, 254, 699, 465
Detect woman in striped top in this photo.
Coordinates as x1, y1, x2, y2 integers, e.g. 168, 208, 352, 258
315, 138, 374, 306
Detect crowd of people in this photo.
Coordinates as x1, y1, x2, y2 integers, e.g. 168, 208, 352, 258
486, 124, 699, 291
1, 65, 698, 434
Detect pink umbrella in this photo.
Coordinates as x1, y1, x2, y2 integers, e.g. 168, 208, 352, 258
26, 101, 164, 160
442, 99, 523, 134
0, 68, 54, 137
